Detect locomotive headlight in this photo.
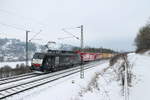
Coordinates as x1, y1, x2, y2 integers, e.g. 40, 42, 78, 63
32, 59, 43, 64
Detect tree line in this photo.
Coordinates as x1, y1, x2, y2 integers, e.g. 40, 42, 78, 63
72, 47, 116, 53
135, 20, 150, 52
0, 64, 31, 78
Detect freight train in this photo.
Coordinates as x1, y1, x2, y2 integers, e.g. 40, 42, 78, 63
30, 50, 114, 72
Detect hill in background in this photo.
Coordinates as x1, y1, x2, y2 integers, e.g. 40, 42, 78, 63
0, 38, 46, 62
0, 38, 116, 62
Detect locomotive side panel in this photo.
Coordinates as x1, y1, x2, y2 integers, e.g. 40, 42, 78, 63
31, 50, 114, 73
31, 51, 81, 72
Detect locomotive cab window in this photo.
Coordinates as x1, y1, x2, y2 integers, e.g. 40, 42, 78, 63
33, 53, 45, 59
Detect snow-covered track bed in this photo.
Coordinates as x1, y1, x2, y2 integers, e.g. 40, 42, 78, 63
0, 72, 35, 81
0, 61, 102, 99
0, 73, 39, 85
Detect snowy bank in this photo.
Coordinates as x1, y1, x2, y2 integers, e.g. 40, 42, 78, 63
128, 53, 150, 100
6, 53, 150, 100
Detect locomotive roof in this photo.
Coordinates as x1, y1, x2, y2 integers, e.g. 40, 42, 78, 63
34, 50, 77, 57
47, 50, 76, 54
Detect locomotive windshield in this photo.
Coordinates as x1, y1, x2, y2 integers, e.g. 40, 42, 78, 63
33, 53, 45, 59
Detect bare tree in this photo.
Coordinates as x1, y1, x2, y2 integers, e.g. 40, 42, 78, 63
135, 23, 150, 52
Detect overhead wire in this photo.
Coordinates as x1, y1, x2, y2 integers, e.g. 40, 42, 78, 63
0, 21, 27, 31
0, 8, 46, 42
0, 8, 46, 28
57, 36, 79, 40
0, 21, 39, 34
62, 28, 80, 40
29, 30, 42, 41
60, 27, 89, 48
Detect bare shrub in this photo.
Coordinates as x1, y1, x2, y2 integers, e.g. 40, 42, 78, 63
0, 64, 31, 78
109, 53, 127, 66
110, 54, 134, 96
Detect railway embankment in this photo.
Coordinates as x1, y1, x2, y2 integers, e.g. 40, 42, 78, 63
75, 51, 150, 100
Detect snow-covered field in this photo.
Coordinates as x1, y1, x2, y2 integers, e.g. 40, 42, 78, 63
0, 61, 31, 68
128, 53, 150, 100
8, 60, 111, 100
5, 52, 150, 100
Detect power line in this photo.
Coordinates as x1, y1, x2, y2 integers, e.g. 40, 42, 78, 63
29, 30, 42, 41
0, 21, 38, 33
62, 26, 82, 30
57, 36, 79, 40
0, 19, 43, 68
61, 27, 90, 49
0, 21, 31, 67
62, 25, 84, 79
62, 28, 80, 40
0, 8, 46, 28
0, 21, 27, 31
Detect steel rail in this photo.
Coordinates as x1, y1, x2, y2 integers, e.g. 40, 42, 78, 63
0, 61, 102, 99
0, 72, 35, 82
0, 74, 40, 86
0, 64, 88, 85
0, 62, 96, 91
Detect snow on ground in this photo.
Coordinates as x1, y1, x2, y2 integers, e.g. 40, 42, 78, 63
6, 52, 150, 100
128, 53, 150, 100
0, 61, 31, 68
9, 60, 115, 100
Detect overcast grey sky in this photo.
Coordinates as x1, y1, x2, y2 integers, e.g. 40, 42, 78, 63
0, 0, 150, 51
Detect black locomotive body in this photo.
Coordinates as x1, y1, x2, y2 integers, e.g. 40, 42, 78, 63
30, 50, 81, 72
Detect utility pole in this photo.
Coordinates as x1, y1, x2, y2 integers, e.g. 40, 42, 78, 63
61, 25, 84, 79
123, 55, 129, 100
81, 25, 83, 50
124, 58, 129, 100
26, 30, 30, 67
80, 25, 84, 79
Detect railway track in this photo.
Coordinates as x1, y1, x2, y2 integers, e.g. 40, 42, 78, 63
0, 61, 106, 99
0, 72, 34, 81
0, 72, 40, 85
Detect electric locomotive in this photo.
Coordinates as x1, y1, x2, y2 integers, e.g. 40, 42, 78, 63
30, 50, 114, 73
30, 50, 81, 72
